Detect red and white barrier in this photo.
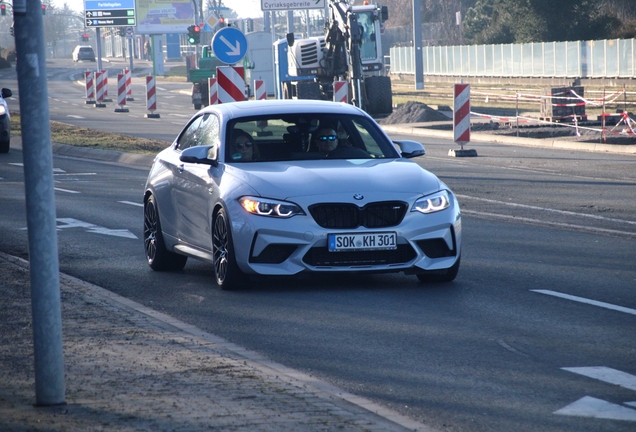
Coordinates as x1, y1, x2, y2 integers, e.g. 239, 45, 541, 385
217, 66, 246, 103
208, 77, 218, 105
333, 80, 348, 103
123, 68, 134, 101
145, 75, 160, 118
84, 70, 94, 104
453, 83, 470, 144
94, 70, 106, 107
114, 73, 129, 112
101, 69, 110, 101
254, 79, 266, 100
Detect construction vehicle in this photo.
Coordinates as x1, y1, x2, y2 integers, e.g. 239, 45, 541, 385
279, 0, 392, 115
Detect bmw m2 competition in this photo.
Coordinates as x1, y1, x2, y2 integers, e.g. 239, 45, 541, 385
143, 100, 461, 289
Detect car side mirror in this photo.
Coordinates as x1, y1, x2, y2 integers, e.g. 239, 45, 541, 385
286, 32, 295, 47
393, 140, 425, 158
2, 88, 12, 99
180, 145, 218, 166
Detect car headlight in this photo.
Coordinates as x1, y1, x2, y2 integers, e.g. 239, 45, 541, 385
0, 104, 6, 116
412, 190, 451, 214
239, 196, 305, 218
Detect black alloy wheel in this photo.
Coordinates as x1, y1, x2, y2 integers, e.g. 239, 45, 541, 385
144, 195, 187, 271
212, 208, 245, 290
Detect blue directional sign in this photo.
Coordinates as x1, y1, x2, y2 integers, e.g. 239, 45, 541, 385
212, 27, 248, 65
84, 0, 136, 28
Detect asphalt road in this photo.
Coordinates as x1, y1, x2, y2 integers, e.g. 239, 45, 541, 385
1, 59, 635, 432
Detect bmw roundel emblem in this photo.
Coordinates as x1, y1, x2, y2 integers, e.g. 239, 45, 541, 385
353, 194, 364, 200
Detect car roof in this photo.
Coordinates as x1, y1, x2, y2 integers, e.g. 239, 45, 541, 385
75, 45, 93, 50
200, 99, 368, 119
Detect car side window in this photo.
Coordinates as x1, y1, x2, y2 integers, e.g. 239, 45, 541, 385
176, 116, 203, 151
197, 114, 221, 148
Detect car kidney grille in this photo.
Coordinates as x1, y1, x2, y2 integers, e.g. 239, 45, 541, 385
309, 201, 407, 229
303, 244, 416, 267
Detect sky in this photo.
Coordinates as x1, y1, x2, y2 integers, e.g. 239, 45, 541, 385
54, 0, 264, 19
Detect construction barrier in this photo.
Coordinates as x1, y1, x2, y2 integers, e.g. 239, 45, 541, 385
123, 68, 134, 101
145, 75, 160, 118
254, 79, 266, 100
453, 83, 470, 143
217, 66, 246, 103
208, 77, 218, 105
114, 73, 129, 113
333, 80, 348, 104
94, 70, 106, 108
84, 71, 94, 105
101, 69, 112, 102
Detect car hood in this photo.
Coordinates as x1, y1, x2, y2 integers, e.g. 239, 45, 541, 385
226, 159, 442, 200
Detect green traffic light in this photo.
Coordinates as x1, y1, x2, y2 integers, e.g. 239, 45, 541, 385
188, 37, 196, 45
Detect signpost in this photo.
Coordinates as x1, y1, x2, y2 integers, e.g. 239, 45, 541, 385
84, 0, 136, 28
212, 27, 248, 65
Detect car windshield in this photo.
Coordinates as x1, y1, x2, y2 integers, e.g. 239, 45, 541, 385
225, 113, 399, 163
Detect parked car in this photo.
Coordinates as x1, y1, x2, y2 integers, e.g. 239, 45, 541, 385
143, 100, 462, 290
72, 45, 95, 62
0, 87, 12, 154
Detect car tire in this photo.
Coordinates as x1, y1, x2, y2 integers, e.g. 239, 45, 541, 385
213, 208, 246, 290
416, 256, 460, 283
365, 76, 393, 115
144, 194, 188, 271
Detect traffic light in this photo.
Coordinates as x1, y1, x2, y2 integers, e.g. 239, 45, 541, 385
245, 18, 253, 33
41, 4, 46, 15
187, 24, 200, 45
81, 33, 89, 42
1, 4, 6, 15
219, 17, 225, 28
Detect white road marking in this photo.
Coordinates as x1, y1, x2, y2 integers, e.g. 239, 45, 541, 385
562, 367, 636, 391
55, 218, 137, 239
66, 115, 85, 119
458, 195, 636, 226
53, 172, 96, 176
554, 396, 636, 421
119, 200, 143, 207
168, 113, 190, 117
464, 210, 636, 237
8, 163, 23, 167
532, 290, 636, 316
54, 187, 81, 194
626, 402, 636, 408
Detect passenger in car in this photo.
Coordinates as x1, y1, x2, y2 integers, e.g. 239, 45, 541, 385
230, 130, 257, 161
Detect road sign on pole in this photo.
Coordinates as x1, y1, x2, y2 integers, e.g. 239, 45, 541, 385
212, 27, 248, 65
84, 0, 136, 28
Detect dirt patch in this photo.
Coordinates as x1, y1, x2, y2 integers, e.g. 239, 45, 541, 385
381, 101, 450, 124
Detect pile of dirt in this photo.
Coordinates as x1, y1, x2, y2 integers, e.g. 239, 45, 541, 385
381, 101, 450, 125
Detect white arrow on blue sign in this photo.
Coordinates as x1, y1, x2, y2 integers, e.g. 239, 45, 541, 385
212, 27, 248, 65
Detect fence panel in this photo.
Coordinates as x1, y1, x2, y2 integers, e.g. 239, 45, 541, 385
618, 39, 634, 77
606, 39, 619, 77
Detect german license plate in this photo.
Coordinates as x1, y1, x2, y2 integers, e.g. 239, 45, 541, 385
328, 232, 397, 252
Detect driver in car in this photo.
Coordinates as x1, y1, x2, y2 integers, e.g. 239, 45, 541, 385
314, 127, 339, 156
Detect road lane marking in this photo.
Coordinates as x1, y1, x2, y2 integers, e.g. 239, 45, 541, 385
555, 368, 636, 421
54, 187, 81, 194
55, 218, 137, 239
554, 396, 636, 421
457, 195, 636, 226
463, 210, 636, 237
532, 290, 636, 316
66, 115, 85, 119
562, 367, 636, 391
119, 200, 143, 207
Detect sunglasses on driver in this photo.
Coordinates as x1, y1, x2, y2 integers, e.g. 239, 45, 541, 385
318, 135, 337, 142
